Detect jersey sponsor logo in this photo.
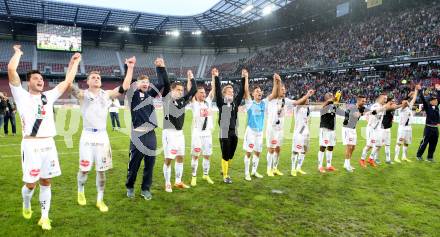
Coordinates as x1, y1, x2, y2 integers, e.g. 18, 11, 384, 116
271, 139, 277, 145
349, 138, 353, 142
194, 147, 201, 153
371, 140, 376, 143
170, 149, 178, 155
80, 160, 90, 167
249, 144, 254, 149
296, 144, 302, 149
324, 140, 329, 144
29, 169, 40, 177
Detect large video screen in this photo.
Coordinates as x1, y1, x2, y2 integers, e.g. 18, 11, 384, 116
37, 24, 82, 52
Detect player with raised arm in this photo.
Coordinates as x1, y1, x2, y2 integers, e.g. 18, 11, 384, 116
317, 91, 342, 173
125, 58, 168, 200
71, 57, 136, 211
8, 45, 81, 230
290, 90, 316, 176
416, 84, 440, 162
242, 70, 278, 181
394, 86, 420, 163
190, 74, 215, 186
212, 68, 245, 184
359, 93, 393, 168
162, 69, 197, 192
339, 95, 367, 172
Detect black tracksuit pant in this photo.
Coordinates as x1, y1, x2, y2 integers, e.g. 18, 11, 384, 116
126, 130, 157, 191
417, 126, 439, 160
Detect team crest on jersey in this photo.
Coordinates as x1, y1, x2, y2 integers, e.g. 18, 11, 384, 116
296, 145, 302, 149
324, 140, 329, 144
249, 144, 254, 148
371, 140, 376, 143
271, 140, 277, 145
349, 138, 353, 142
170, 149, 178, 155
194, 148, 201, 153
80, 160, 90, 167
29, 169, 40, 177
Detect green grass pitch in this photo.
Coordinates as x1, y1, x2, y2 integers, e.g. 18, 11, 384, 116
0, 108, 439, 236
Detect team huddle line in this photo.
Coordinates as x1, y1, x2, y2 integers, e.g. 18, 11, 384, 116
5, 46, 440, 231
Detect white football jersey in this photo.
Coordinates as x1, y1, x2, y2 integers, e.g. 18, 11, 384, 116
81, 89, 112, 130
293, 105, 311, 134
191, 98, 213, 132
367, 103, 385, 129
266, 98, 294, 130
398, 102, 414, 127
10, 83, 61, 137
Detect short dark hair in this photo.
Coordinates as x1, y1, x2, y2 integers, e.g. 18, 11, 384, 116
357, 95, 366, 99
26, 70, 42, 81
252, 85, 261, 92
196, 85, 205, 90
171, 82, 183, 90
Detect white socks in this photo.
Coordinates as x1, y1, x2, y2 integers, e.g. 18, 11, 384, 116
297, 154, 305, 170
385, 145, 391, 162
361, 147, 369, 160
39, 185, 51, 219
244, 155, 251, 176
96, 172, 105, 202
344, 159, 351, 168
402, 146, 408, 159
326, 151, 333, 168
291, 153, 298, 171
318, 151, 324, 168
272, 153, 280, 169
251, 155, 259, 174
395, 145, 401, 160
191, 158, 198, 177
266, 153, 273, 171
163, 164, 171, 185
22, 185, 34, 209
202, 158, 210, 176
77, 171, 88, 193
175, 162, 183, 184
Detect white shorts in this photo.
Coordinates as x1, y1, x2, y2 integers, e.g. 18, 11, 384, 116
342, 127, 357, 146
367, 127, 383, 147
397, 127, 412, 145
191, 131, 213, 156
243, 127, 264, 153
266, 127, 283, 148
381, 128, 391, 146
21, 138, 61, 183
319, 128, 336, 147
292, 131, 309, 153
79, 130, 112, 172
163, 129, 185, 159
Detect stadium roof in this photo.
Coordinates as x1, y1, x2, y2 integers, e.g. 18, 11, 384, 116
0, 0, 292, 32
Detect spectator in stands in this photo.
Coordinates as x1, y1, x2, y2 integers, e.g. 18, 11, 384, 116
3, 92, 17, 136
109, 98, 121, 131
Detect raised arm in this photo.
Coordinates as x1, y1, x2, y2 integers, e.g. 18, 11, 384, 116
183, 70, 197, 102
292, 89, 315, 106
268, 74, 280, 101
212, 68, 223, 106
234, 73, 245, 105
242, 69, 250, 100
409, 84, 420, 107
7, 45, 23, 87
208, 79, 215, 100
153, 58, 170, 98
107, 56, 136, 99
56, 53, 81, 94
